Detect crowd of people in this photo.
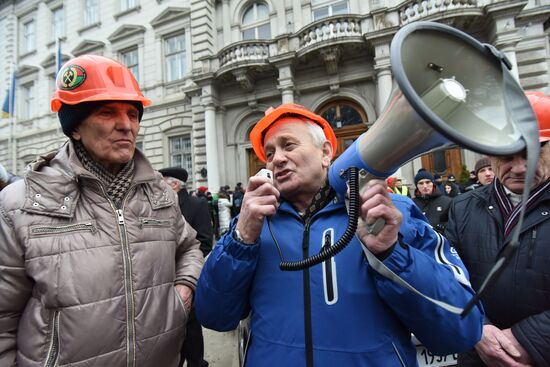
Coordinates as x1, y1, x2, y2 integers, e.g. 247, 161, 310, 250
384, 156, 496, 234
0, 53, 548, 367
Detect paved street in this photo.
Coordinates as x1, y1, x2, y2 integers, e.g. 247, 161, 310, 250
203, 327, 239, 367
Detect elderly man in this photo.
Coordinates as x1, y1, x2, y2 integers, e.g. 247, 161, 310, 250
0, 55, 203, 367
446, 91, 550, 366
196, 103, 483, 366
160, 167, 212, 367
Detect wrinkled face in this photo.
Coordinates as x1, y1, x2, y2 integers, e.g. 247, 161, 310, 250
477, 166, 495, 186
490, 143, 550, 194
263, 119, 332, 201
416, 179, 433, 196
72, 102, 140, 172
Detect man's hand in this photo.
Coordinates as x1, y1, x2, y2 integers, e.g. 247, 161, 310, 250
356, 180, 402, 254
175, 284, 194, 312
235, 175, 279, 244
475, 325, 534, 367
501, 328, 535, 365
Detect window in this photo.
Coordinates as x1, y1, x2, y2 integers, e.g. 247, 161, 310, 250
320, 101, 365, 129
318, 100, 367, 157
241, 3, 271, 40
23, 20, 36, 53
121, 48, 139, 83
169, 134, 192, 174
164, 33, 186, 82
52, 7, 64, 40
312, 0, 348, 20
121, 0, 137, 12
84, 0, 99, 26
22, 83, 35, 120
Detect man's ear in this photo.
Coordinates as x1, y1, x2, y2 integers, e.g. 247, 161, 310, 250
321, 141, 333, 168
72, 129, 81, 141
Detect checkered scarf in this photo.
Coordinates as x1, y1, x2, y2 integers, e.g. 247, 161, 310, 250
74, 141, 135, 208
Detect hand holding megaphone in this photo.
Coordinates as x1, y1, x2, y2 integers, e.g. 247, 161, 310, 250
356, 179, 403, 255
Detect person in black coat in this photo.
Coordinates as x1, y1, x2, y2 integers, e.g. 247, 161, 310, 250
412, 170, 452, 234
160, 167, 213, 367
446, 91, 550, 367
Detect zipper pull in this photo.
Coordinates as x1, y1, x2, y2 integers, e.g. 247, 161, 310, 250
116, 209, 125, 225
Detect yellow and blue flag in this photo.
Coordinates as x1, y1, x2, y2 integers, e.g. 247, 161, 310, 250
1, 73, 16, 118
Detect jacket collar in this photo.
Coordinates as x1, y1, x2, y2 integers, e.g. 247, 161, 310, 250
22, 140, 171, 217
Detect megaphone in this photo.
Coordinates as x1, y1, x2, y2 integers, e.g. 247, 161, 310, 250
279, 21, 539, 273
329, 21, 538, 194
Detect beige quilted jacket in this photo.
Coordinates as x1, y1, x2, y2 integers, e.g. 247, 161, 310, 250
0, 142, 204, 367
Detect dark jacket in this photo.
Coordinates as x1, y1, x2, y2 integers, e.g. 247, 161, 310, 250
178, 189, 213, 257
413, 189, 453, 232
446, 183, 550, 366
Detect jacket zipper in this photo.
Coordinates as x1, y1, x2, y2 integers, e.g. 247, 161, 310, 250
527, 227, 537, 268
44, 310, 60, 367
322, 230, 336, 304
115, 207, 136, 367
302, 219, 314, 367
31, 222, 96, 235
97, 183, 137, 367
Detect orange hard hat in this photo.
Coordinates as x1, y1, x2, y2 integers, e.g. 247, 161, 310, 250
526, 91, 550, 142
51, 54, 151, 112
250, 103, 338, 163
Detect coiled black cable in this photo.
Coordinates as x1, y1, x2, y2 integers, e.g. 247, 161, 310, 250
274, 167, 360, 271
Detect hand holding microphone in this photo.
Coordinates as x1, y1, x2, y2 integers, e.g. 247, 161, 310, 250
234, 169, 279, 244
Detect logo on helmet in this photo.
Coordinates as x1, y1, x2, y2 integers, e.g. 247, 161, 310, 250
58, 65, 87, 90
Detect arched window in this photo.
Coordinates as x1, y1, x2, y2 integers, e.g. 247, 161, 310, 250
317, 100, 367, 157
241, 3, 271, 40
311, 0, 349, 21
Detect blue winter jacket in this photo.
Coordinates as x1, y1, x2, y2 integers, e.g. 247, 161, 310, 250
196, 194, 483, 366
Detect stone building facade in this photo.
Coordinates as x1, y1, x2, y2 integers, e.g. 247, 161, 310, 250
0, 0, 549, 190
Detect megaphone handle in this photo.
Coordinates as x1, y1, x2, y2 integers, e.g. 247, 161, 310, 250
357, 169, 386, 236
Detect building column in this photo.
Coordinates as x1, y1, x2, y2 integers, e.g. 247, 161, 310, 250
202, 85, 221, 191
373, 41, 393, 115
491, 20, 521, 81
276, 61, 295, 104
222, 0, 231, 45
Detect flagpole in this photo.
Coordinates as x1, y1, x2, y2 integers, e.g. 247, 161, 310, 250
56, 37, 61, 73
8, 71, 17, 175
7, 65, 16, 173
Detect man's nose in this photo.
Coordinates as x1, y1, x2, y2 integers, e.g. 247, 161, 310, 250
510, 156, 527, 172
271, 148, 287, 164
115, 113, 133, 131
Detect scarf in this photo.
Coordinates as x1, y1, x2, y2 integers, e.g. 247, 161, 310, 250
493, 177, 550, 238
74, 141, 135, 208
301, 180, 336, 222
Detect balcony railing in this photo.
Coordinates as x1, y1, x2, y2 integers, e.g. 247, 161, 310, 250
399, 0, 478, 24
218, 41, 270, 69
298, 15, 363, 51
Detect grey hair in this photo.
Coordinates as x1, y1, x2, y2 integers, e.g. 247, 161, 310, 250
164, 176, 183, 189
0, 163, 8, 183
304, 121, 328, 148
